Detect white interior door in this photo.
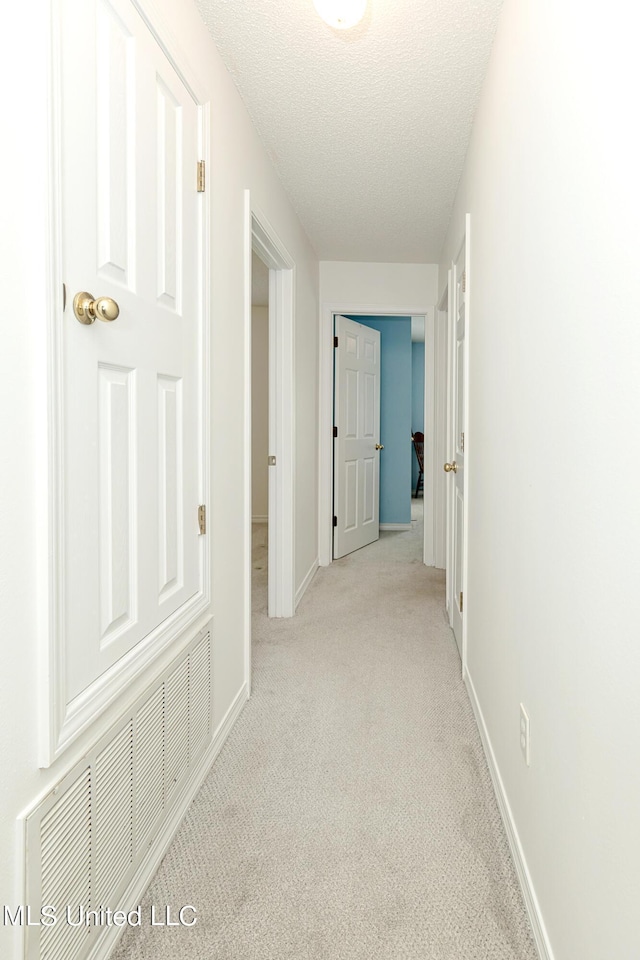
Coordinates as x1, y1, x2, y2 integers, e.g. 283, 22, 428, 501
446, 244, 466, 655
333, 316, 381, 559
60, 0, 204, 705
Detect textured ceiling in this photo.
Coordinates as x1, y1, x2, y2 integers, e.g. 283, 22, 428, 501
196, 0, 503, 262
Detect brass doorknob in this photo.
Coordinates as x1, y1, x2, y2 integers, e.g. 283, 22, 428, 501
444, 461, 458, 473
375, 443, 384, 450
73, 291, 120, 324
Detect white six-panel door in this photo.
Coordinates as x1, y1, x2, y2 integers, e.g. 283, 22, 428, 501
333, 316, 381, 559
58, 0, 205, 733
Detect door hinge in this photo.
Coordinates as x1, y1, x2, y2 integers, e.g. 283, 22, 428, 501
461, 270, 466, 294
197, 160, 206, 193
333, 425, 338, 438
268, 455, 276, 466
334, 336, 338, 347
198, 504, 207, 535
459, 590, 463, 613
333, 516, 337, 527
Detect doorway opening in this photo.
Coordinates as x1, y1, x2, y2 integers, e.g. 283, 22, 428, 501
244, 194, 296, 696
251, 251, 270, 611
337, 315, 419, 555
320, 302, 445, 569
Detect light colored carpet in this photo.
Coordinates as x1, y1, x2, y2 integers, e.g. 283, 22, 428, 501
112, 505, 537, 960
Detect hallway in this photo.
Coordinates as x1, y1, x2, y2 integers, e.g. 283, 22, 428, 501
112, 513, 536, 960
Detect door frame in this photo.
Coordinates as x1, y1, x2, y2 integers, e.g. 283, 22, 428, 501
243, 194, 295, 665
40, 0, 212, 767
444, 215, 471, 673
319, 301, 438, 566
439, 275, 454, 618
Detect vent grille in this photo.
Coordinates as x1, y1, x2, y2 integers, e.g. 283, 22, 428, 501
40, 768, 92, 960
94, 722, 134, 906
165, 660, 189, 798
134, 686, 164, 853
189, 634, 211, 760
25, 626, 212, 960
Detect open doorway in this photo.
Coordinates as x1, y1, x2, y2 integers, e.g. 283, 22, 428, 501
251, 252, 270, 611
243, 193, 296, 695
319, 301, 445, 570
334, 314, 424, 544
334, 313, 427, 559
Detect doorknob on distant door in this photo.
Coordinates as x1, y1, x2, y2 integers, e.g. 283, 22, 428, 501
375, 443, 384, 450
73, 291, 120, 324
443, 461, 458, 473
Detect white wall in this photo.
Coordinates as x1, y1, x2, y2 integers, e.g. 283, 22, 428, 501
320, 261, 438, 309
0, 1, 318, 955
251, 306, 269, 519
440, 2, 640, 958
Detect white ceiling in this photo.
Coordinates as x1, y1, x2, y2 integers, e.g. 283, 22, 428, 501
195, 0, 502, 263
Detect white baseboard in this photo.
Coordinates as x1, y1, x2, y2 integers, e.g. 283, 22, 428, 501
464, 668, 553, 960
89, 681, 249, 960
295, 557, 319, 609
379, 523, 412, 531
252, 515, 268, 524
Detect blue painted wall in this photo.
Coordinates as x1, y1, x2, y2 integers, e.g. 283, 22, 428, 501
411, 341, 425, 492
344, 316, 412, 524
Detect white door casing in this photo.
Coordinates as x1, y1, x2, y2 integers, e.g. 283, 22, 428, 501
44, 0, 209, 764
333, 316, 381, 559
447, 234, 468, 658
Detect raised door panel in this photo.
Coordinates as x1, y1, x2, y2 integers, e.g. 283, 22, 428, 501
156, 77, 182, 310
363, 457, 375, 525
345, 368, 359, 439
98, 364, 137, 645
96, 0, 136, 287
363, 372, 375, 439
344, 460, 358, 532
157, 375, 184, 603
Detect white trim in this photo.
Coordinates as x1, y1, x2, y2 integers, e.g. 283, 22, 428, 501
442, 273, 454, 622
465, 669, 552, 960
433, 305, 448, 570
380, 523, 412, 531
295, 558, 319, 609
423, 309, 436, 566
41, 0, 211, 766
40, 0, 64, 768
461, 213, 471, 673
251, 515, 268, 524
84, 681, 249, 960
245, 194, 296, 636
243, 193, 253, 695
319, 301, 436, 567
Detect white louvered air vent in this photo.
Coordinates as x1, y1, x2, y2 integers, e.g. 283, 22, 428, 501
134, 686, 164, 854
40, 768, 92, 960
189, 634, 211, 761
94, 723, 134, 907
24, 624, 213, 960
165, 660, 190, 800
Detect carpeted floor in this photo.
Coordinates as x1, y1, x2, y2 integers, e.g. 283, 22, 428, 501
112, 503, 537, 960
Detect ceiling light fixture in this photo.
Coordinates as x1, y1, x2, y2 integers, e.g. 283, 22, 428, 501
313, 0, 367, 29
